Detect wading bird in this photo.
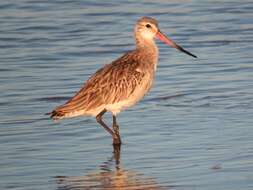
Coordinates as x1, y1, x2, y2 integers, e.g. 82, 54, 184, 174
50, 17, 197, 145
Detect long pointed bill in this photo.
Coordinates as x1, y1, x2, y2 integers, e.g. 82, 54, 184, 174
155, 30, 197, 58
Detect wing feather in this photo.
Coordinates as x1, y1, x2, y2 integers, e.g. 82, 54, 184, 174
51, 51, 148, 119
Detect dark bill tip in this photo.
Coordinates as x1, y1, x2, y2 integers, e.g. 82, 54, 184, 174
177, 45, 197, 58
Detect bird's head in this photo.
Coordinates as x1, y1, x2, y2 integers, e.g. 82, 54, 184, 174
135, 17, 197, 58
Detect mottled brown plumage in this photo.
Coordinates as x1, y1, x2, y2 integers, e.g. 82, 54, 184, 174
51, 50, 155, 118
50, 17, 196, 145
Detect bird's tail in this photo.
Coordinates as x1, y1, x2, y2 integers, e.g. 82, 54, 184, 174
48, 110, 66, 120
46, 108, 66, 120
48, 103, 84, 120
47, 87, 93, 120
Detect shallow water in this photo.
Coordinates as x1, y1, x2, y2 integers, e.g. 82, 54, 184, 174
1, 1, 253, 189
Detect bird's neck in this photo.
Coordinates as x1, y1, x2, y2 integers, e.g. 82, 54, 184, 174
135, 36, 158, 52
135, 37, 159, 70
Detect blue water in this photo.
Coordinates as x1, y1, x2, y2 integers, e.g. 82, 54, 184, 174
1, 1, 253, 189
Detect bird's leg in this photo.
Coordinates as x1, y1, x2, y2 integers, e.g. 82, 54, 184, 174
113, 143, 121, 167
112, 115, 121, 145
96, 109, 114, 137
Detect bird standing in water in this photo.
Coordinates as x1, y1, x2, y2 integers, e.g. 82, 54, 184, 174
50, 17, 197, 145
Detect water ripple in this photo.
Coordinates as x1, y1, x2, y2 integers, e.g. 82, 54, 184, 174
0, 1, 253, 190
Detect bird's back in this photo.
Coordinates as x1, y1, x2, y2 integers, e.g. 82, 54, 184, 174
51, 50, 156, 120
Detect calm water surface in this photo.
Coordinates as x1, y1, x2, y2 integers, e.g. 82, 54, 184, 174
1, 0, 253, 189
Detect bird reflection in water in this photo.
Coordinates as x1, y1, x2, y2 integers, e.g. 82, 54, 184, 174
56, 145, 164, 190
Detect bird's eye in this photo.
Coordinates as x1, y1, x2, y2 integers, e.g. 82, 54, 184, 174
145, 24, 151, 28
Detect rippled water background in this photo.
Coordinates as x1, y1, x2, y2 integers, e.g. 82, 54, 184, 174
1, 0, 253, 189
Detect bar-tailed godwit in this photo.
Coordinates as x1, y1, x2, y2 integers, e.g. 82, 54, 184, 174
50, 17, 197, 145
